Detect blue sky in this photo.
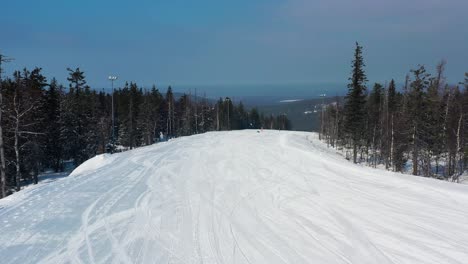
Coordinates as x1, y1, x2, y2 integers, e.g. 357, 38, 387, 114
1, 0, 467, 96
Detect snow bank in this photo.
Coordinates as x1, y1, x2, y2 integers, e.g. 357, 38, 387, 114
459, 171, 468, 184
69, 153, 117, 176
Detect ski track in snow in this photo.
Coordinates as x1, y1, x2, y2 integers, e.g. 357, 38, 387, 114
0, 130, 468, 264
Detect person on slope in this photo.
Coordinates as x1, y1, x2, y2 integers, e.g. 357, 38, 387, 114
159, 131, 165, 142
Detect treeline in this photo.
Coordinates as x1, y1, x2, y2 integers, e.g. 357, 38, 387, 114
321, 43, 468, 181
0, 65, 290, 198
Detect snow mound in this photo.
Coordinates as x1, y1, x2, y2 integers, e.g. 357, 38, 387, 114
69, 153, 116, 176
459, 171, 468, 184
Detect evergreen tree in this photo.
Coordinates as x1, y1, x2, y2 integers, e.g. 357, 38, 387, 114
426, 69, 445, 176
149, 87, 164, 143
344, 42, 368, 163
367, 83, 383, 167
137, 91, 154, 145
249, 108, 261, 129
176, 94, 193, 136
408, 65, 430, 176
43, 78, 63, 171
386, 79, 397, 169
166, 86, 175, 137
118, 82, 142, 149
61, 68, 97, 165
462, 73, 468, 172
96, 90, 111, 153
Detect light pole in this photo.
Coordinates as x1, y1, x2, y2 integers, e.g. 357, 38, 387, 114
108, 76, 118, 153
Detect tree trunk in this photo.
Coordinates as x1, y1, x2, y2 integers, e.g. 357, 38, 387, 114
353, 141, 357, 163
372, 125, 377, 168
0, 57, 7, 198
216, 105, 219, 131
0, 92, 6, 198
447, 154, 452, 178
412, 125, 418, 175
390, 114, 394, 171
455, 113, 463, 179
194, 90, 198, 134
443, 89, 451, 177
33, 156, 39, 185
153, 119, 158, 144
334, 104, 339, 147
15, 115, 21, 191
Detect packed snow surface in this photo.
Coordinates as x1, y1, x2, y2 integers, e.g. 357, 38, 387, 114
1, 131, 468, 264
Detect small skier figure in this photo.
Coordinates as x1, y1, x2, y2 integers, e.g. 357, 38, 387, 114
159, 131, 164, 142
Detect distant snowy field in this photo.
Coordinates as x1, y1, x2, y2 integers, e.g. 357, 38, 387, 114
279, 99, 303, 103
0, 130, 468, 264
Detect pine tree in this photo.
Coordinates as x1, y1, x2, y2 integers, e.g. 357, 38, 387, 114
117, 82, 142, 149
137, 91, 153, 145
24, 68, 47, 184
344, 42, 368, 163
386, 79, 398, 170
236, 102, 249, 129
61, 68, 97, 165
80, 86, 99, 159
408, 65, 431, 176
129, 83, 142, 148
462, 73, 468, 172
166, 86, 175, 137
175, 94, 192, 136
249, 108, 261, 129
43, 78, 63, 171
426, 62, 446, 176
96, 90, 111, 153
367, 83, 383, 167
391, 75, 412, 172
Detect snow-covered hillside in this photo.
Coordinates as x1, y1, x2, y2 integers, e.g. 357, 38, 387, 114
1, 131, 468, 264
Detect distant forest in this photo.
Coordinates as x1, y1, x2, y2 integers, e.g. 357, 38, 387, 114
0, 56, 291, 198
321, 43, 468, 181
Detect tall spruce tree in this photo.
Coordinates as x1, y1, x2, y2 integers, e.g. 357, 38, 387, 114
61, 68, 97, 165
165, 86, 175, 137
463, 73, 468, 171
408, 65, 431, 176
344, 42, 368, 163
367, 83, 383, 167
387, 79, 397, 170
44, 78, 63, 171
23, 68, 47, 184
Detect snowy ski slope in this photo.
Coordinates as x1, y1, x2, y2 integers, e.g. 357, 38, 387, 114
0, 130, 468, 264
